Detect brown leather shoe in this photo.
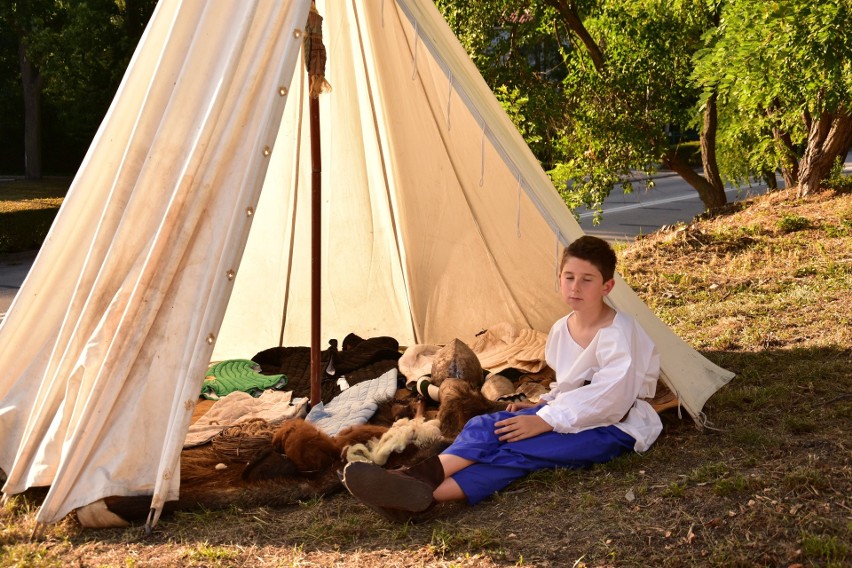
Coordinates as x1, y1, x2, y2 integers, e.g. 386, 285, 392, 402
342, 461, 436, 519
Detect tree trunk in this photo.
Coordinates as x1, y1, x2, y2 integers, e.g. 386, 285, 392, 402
548, 0, 605, 73
772, 127, 800, 189
798, 108, 852, 196
122, 0, 150, 39
764, 100, 801, 188
700, 92, 724, 194
663, 150, 727, 210
762, 169, 778, 190
19, 40, 43, 180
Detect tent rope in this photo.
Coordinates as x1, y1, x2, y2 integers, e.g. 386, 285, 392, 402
446, 70, 453, 131
516, 173, 522, 238
411, 21, 419, 80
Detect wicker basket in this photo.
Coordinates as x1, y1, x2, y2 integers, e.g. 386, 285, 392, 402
211, 417, 275, 462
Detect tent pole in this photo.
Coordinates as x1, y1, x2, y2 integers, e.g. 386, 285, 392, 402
304, 2, 329, 408
309, 92, 321, 408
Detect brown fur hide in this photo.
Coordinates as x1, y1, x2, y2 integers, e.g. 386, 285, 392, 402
98, 402, 445, 526
97, 382, 511, 526
436, 379, 507, 439
270, 420, 389, 472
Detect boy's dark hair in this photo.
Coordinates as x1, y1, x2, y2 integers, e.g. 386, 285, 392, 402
561, 235, 617, 281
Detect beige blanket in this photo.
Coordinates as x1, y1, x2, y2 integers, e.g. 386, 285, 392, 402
398, 322, 548, 380
184, 390, 308, 448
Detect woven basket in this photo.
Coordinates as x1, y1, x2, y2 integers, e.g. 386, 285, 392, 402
211, 417, 275, 462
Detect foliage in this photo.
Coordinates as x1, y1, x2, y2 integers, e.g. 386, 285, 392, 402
0, 0, 157, 174
550, 0, 710, 213
439, 0, 849, 211
437, 0, 718, 219
776, 213, 812, 233
0, 177, 67, 252
434, 0, 569, 170
692, 0, 852, 186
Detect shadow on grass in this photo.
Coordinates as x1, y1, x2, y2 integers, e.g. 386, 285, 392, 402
701, 346, 851, 418
0, 208, 58, 254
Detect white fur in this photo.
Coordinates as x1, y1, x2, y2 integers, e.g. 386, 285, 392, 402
345, 417, 443, 465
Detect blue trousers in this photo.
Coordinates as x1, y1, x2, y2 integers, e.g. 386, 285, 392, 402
443, 407, 636, 504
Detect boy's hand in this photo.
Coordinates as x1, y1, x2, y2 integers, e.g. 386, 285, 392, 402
506, 400, 539, 412
495, 414, 552, 442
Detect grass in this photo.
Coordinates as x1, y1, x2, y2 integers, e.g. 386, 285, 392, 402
1, 182, 851, 567
0, 178, 70, 254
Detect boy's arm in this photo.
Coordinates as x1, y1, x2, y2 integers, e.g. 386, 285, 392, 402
537, 327, 650, 433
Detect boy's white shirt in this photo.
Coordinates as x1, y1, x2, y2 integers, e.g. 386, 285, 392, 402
539, 310, 663, 452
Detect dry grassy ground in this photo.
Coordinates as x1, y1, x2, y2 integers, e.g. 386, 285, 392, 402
2, 186, 850, 567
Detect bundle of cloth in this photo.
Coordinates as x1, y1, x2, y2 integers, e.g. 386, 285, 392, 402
399, 322, 555, 410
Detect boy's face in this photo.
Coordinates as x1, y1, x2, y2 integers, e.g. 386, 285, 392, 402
559, 256, 615, 310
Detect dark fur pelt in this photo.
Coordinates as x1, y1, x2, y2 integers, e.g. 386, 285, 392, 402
436, 379, 507, 439
102, 421, 391, 524
102, 443, 344, 524
370, 387, 423, 425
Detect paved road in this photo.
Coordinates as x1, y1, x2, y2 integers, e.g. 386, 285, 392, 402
578, 172, 775, 242
581, 150, 852, 242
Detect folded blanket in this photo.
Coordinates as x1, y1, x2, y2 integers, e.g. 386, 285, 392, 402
468, 322, 548, 374
184, 390, 308, 448
398, 323, 547, 381
305, 368, 398, 436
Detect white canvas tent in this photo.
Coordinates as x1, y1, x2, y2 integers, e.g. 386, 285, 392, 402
0, 0, 733, 528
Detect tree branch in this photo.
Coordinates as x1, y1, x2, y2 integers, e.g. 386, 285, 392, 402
547, 0, 605, 73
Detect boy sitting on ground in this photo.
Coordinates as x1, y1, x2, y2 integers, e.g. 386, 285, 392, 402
342, 235, 663, 522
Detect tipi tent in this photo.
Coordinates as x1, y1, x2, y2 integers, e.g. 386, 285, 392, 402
0, 0, 733, 528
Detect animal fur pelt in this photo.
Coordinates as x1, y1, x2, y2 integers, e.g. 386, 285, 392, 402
268, 419, 389, 472
95, 443, 345, 527
90, 421, 388, 528
84, 380, 506, 528
436, 379, 507, 439
345, 417, 444, 466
